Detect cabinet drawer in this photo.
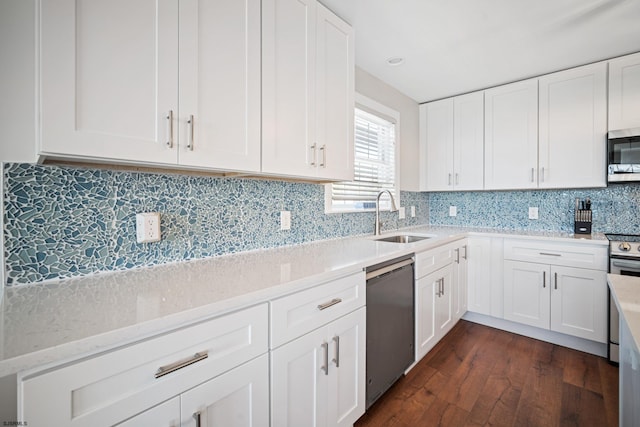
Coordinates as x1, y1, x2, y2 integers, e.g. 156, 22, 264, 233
415, 242, 457, 279
19, 303, 268, 427
503, 239, 607, 270
270, 271, 365, 349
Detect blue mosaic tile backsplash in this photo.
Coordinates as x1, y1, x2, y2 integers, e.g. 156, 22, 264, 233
429, 186, 640, 233
3, 163, 429, 285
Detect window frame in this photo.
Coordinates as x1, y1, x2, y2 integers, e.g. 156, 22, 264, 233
325, 93, 401, 214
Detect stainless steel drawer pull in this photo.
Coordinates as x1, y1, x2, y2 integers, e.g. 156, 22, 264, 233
310, 143, 317, 166
155, 351, 208, 378
187, 114, 195, 151
322, 342, 329, 375
317, 298, 342, 311
333, 335, 340, 368
320, 144, 326, 167
166, 110, 174, 148
554, 272, 558, 290
543, 271, 546, 288
539, 252, 562, 257
193, 411, 202, 427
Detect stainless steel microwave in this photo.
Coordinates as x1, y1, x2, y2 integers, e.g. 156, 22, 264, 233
608, 127, 640, 183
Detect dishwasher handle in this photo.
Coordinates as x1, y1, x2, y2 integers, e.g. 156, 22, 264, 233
366, 258, 414, 280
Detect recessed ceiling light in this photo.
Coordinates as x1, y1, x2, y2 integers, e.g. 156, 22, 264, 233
386, 57, 404, 66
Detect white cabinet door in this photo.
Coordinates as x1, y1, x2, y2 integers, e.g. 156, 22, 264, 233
326, 308, 365, 427
39, 0, 179, 164
550, 266, 607, 343
435, 264, 454, 338
467, 236, 492, 316
453, 244, 468, 321
538, 62, 607, 189
117, 398, 180, 427
181, 354, 269, 427
262, 0, 354, 180
453, 92, 484, 191
609, 52, 640, 130
484, 78, 538, 190
271, 308, 365, 427
503, 260, 550, 329
178, 0, 261, 172
315, 3, 355, 181
416, 269, 437, 360
271, 325, 327, 427
424, 98, 454, 191
262, 0, 317, 178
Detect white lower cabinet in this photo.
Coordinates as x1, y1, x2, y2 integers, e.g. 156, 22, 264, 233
271, 307, 365, 427
18, 304, 269, 427
503, 239, 608, 343
415, 240, 466, 360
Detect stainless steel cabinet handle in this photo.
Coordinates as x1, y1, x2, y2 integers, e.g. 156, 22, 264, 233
539, 252, 561, 257
317, 298, 342, 311
193, 412, 202, 427
166, 110, 174, 148
531, 167, 535, 182
554, 272, 558, 290
310, 143, 317, 166
543, 271, 546, 288
441, 278, 445, 296
322, 342, 329, 375
462, 245, 467, 260
187, 114, 194, 151
455, 248, 460, 264
448, 173, 452, 185
541, 167, 545, 182
455, 173, 459, 185
435, 279, 441, 297
332, 336, 340, 368
155, 351, 208, 378
320, 144, 326, 167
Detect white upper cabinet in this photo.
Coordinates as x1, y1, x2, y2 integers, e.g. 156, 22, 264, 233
262, 0, 354, 181
422, 99, 454, 191
178, 0, 261, 172
538, 62, 607, 189
453, 92, 485, 190
38, 0, 261, 173
484, 78, 539, 190
609, 52, 640, 131
39, 0, 179, 164
421, 91, 483, 191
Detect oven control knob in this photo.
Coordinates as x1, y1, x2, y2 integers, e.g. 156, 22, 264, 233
619, 242, 632, 251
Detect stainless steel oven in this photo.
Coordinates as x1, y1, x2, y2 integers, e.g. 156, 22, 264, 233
606, 234, 640, 363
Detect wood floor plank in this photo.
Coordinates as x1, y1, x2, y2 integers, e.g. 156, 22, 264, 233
560, 382, 608, 427
356, 320, 619, 427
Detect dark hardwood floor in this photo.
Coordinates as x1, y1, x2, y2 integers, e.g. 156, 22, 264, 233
356, 320, 619, 427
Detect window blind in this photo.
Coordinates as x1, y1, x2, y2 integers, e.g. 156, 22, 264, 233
331, 108, 396, 211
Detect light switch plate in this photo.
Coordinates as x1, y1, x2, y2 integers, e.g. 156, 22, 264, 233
529, 207, 539, 220
398, 207, 406, 219
449, 206, 457, 217
280, 211, 291, 231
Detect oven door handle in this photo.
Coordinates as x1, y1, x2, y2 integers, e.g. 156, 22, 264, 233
612, 259, 640, 270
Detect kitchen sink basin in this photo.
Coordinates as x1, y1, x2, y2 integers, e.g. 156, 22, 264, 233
375, 235, 432, 243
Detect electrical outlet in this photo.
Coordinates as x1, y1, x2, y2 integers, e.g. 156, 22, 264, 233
398, 207, 406, 219
529, 207, 539, 220
136, 212, 161, 243
411, 206, 416, 217
280, 211, 291, 231
449, 206, 457, 217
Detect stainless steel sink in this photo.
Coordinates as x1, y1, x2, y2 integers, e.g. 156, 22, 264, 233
375, 235, 431, 243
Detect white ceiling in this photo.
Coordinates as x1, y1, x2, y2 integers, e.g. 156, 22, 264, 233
320, 0, 640, 103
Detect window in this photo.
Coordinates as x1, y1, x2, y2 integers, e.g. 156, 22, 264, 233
326, 94, 399, 212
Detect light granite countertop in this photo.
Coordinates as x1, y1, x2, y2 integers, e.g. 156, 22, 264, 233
608, 274, 640, 352
0, 225, 607, 377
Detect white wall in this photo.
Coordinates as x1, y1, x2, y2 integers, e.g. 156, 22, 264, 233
354, 67, 421, 191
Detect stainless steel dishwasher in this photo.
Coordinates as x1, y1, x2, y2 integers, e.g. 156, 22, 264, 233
365, 254, 415, 409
